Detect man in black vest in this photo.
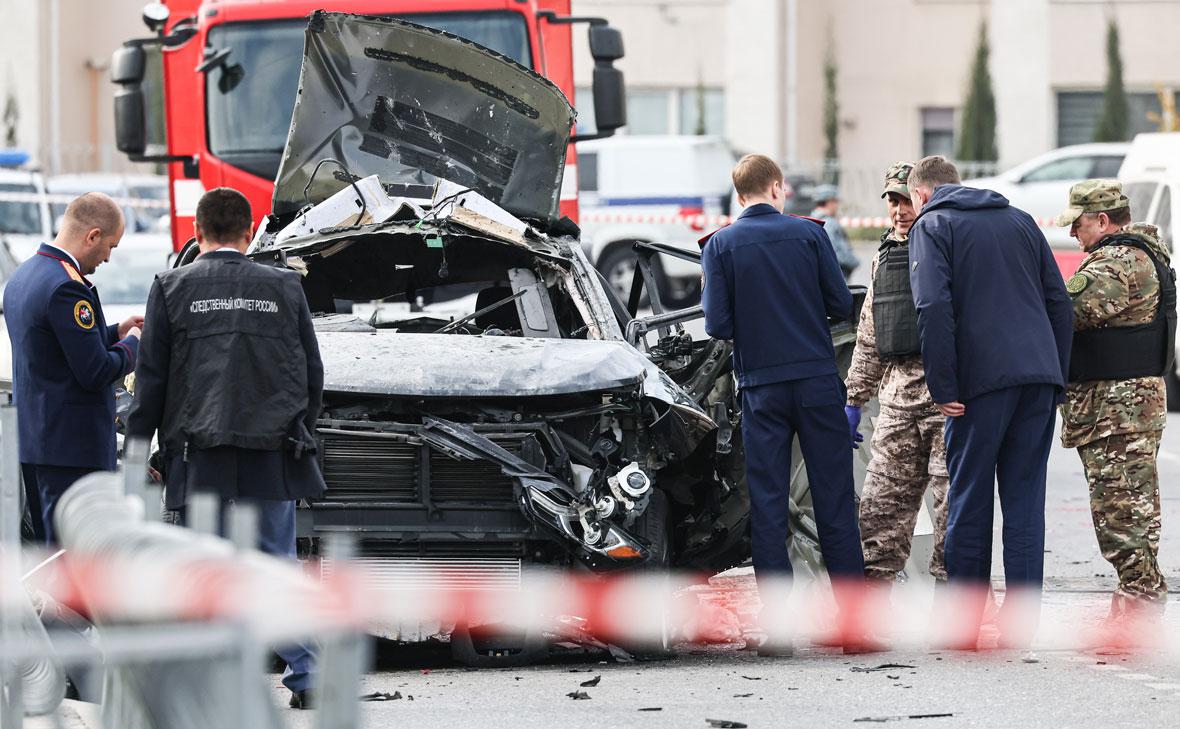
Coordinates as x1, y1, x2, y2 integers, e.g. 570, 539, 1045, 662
845, 162, 949, 592
1055, 179, 1175, 641
126, 187, 325, 708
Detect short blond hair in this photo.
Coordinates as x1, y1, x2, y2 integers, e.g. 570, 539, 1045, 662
732, 154, 783, 197
908, 155, 961, 191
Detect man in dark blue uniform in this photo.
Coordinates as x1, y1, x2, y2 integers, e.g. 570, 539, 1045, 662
906, 156, 1074, 648
4, 193, 142, 543
701, 154, 868, 655
126, 188, 325, 708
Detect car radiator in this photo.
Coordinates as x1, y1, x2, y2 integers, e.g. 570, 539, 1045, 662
316, 422, 530, 505
320, 542, 523, 592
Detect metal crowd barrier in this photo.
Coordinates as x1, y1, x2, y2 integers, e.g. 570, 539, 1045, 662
0, 407, 367, 729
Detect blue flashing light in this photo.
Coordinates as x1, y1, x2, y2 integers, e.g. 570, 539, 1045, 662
0, 149, 31, 168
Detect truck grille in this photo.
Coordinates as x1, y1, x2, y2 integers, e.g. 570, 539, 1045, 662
317, 423, 526, 505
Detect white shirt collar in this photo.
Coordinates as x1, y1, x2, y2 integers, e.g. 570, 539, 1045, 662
44, 243, 82, 273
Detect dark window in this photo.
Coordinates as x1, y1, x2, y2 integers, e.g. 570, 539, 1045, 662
1021, 156, 1096, 183
1057, 90, 1180, 146
921, 107, 955, 157
1091, 155, 1125, 178
0, 183, 42, 235
577, 152, 598, 193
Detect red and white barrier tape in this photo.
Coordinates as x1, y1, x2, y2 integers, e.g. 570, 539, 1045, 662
580, 211, 1062, 230
10, 549, 1175, 654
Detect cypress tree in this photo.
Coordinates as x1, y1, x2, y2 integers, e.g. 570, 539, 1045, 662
1093, 21, 1129, 142
822, 42, 838, 183
956, 22, 997, 162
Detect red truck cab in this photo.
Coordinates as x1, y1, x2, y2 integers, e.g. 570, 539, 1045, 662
111, 0, 626, 251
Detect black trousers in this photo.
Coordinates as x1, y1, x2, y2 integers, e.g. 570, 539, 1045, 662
21, 463, 101, 545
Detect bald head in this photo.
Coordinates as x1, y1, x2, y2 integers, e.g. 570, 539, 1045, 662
53, 192, 126, 276
61, 192, 124, 238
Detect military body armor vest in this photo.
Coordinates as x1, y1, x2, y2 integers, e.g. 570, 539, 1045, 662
1069, 235, 1178, 383
872, 241, 922, 359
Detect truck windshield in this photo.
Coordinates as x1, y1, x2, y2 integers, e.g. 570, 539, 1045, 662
0, 183, 42, 235
206, 12, 532, 181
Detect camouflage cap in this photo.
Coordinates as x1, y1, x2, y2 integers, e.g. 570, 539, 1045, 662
1055, 179, 1130, 227
881, 162, 913, 199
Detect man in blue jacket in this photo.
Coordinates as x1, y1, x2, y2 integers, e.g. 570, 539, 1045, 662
906, 156, 1073, 647
4, 193, 142, 543
702, 154, 869, 655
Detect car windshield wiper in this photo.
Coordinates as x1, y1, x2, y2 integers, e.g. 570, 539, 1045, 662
435, 289, 527, 334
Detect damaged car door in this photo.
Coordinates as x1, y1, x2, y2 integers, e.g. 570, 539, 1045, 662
619, 242, 866, 579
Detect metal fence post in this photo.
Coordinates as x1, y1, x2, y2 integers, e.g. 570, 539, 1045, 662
316, 533, 365, 729
1, 405, 24, 728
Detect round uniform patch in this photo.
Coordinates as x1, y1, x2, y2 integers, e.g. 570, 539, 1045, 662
1065, 273, 1091, 295
73, 300, 95, 330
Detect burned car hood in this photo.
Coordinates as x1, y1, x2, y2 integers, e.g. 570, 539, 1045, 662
316, 332, 649, 397
272, 12, 575, 226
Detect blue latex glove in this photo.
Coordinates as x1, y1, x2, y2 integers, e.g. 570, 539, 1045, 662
844, 405, 864, 449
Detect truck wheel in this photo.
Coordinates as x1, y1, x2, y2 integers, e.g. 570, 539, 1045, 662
596, 244, 667, 310
1167, 368, 1180, 412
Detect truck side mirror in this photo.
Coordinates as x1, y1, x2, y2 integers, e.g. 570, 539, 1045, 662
591, 66, 626, 135
110, 45, 146, 85
113, 85, 147, 156
589, 26, 624, 63
537, 13, 628, 141
586, 26, 625, 139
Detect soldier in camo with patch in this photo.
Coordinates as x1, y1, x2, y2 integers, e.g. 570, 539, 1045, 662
845, 162, 949, 587
1056, 179, 1172, 622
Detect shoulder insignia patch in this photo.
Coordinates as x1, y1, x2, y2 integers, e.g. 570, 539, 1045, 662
59, 260, 84, 284
73, 300, 96, 330
1065, 273, 1091, 295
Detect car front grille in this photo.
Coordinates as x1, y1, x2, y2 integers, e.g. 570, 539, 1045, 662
317, 422, 526, 505
320, 541, 524, 591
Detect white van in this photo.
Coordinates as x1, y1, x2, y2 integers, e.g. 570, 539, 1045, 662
1117, 132, 1180, 408
576, 135, 734, 305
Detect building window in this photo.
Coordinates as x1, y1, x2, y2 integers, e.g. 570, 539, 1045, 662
625, 90, 673, 135
679, 88, 725, 136
575, 87, 726, 137
1057, 90, 1180, 147
921, 108, 956, 157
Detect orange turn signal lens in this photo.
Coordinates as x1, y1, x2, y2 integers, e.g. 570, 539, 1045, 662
606, 546, 645, 560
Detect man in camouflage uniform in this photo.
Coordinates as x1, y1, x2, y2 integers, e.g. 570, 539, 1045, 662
1056, 179, 1172, 625
845, 162, 949, 586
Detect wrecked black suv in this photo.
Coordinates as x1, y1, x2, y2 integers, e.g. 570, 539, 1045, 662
240, 14, 862, 616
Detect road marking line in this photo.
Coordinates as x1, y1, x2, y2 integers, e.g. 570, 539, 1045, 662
1088, 664, 1128, 671
1145, 683, 1180, 690
1063, 656, 1093, 663
1115, 673, 1157, 681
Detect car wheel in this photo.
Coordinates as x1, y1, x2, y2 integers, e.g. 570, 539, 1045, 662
596, 244, 667, 310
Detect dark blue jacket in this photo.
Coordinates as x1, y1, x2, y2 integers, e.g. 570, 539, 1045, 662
701, 203, 852, 388
908, 185, 1073, 404
4, 243, 139, 469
